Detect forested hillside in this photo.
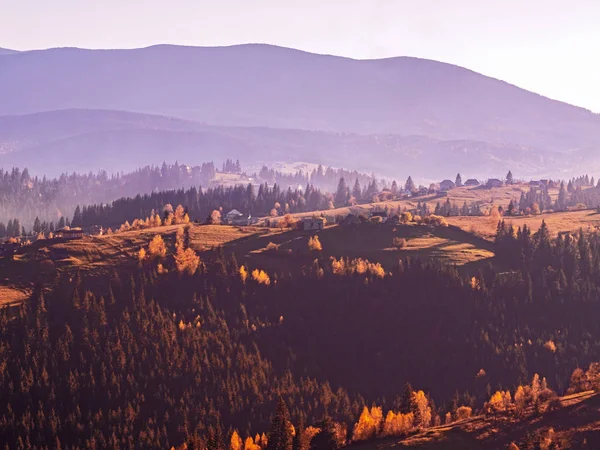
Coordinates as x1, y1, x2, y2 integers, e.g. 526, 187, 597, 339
2, 218, 600, 447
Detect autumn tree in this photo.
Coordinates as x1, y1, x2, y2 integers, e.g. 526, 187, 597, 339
174, 205, 186, 224
230, 431, 243, 450
352, 406, 381, 441
252, 269, 271, 285
308, 236, 322, 252
246, 437, 261, 450
410, 391, 431, 429
210, 210, 222, 224
174, 245, 200, 275
148, 235, 167, 259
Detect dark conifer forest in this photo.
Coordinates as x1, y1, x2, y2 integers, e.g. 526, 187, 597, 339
2, 219, 600, 448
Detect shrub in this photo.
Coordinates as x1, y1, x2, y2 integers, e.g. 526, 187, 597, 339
393, 237, 407, 249
265, 242, 280, 253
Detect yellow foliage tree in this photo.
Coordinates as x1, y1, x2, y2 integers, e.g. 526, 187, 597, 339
456, 406, 472, 421
252, 269, 270, 285
154, 214, 163, 227
400, 212, 413, 224
239, 266, 248, 283
174, 205, 185, 224
138, 247, 146, 263
411, 390, 431, 429
382, 410, 413, 437
308, 236, 322, 252
514, 385, 527, 414
352, 406, 379, 441
148, 235, 167, 259
245, 437, 260, 450
174, 245, 200, 275
230, 431, 243, 450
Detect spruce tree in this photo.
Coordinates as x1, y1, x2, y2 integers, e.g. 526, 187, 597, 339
267, 398, 293, 450
335, 178, 348, 207
292, 416, 310, 450
506, 170, 514, 185
455, 173, 463, 187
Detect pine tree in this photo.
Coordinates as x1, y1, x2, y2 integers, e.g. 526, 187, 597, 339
400, 383, 413, 414
405, 176, 415, 193
310, 417, 339, 450
390, 180, 398, 198
455, 174, 463, 187
352, 179, 362, 203
72, 206, 82, 228
266, 398, 293, 450
335, 178, 349, 207
506, 170, 514, 185
33, 217, 41, 233
557, 182, 567, 211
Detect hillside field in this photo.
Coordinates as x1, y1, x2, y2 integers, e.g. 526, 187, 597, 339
290, 183, 559, 223
448, 209, 600, 241
0, 222, 495, 306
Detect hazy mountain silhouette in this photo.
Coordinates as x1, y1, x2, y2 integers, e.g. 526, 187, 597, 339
0, 109, 579, 179
0, 48, 18, 56
1, 44, 600, 155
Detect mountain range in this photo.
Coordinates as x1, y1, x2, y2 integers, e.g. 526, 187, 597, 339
1, 44, 599, 179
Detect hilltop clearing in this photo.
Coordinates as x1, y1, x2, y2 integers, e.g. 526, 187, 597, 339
0, 221, 494, 306
290, 183, 558, 221
448, 209, 600, 241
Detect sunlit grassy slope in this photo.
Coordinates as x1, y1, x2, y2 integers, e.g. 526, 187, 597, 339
349, 391, 600, 450
0, 221, 495, 305
448, 209, 600, 241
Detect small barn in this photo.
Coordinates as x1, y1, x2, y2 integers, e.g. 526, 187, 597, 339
440, 180, 456, 191
54, 227, 84, 239
486, 179, 504, 188
223, 209, 244, 224
302, 217, 325, 231
465, 179, 480, 187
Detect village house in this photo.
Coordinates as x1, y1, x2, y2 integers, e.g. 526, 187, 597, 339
486, 178, 504, 188
222, 209, 255, 226
464, 179, 480, 187
302, 217, 325, 231
54, 227, 84, 239
439, 180, 456, 191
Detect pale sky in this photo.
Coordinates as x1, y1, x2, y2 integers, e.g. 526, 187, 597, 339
2, 0, 599, 111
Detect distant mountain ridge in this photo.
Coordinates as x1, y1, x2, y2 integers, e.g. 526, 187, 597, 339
1, 44, 600, 155
0, 109, 583, 179
0, 48, 18, 56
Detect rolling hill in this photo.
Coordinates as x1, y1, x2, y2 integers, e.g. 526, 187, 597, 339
0, 109, 579, 178
1, 44, 600, 156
